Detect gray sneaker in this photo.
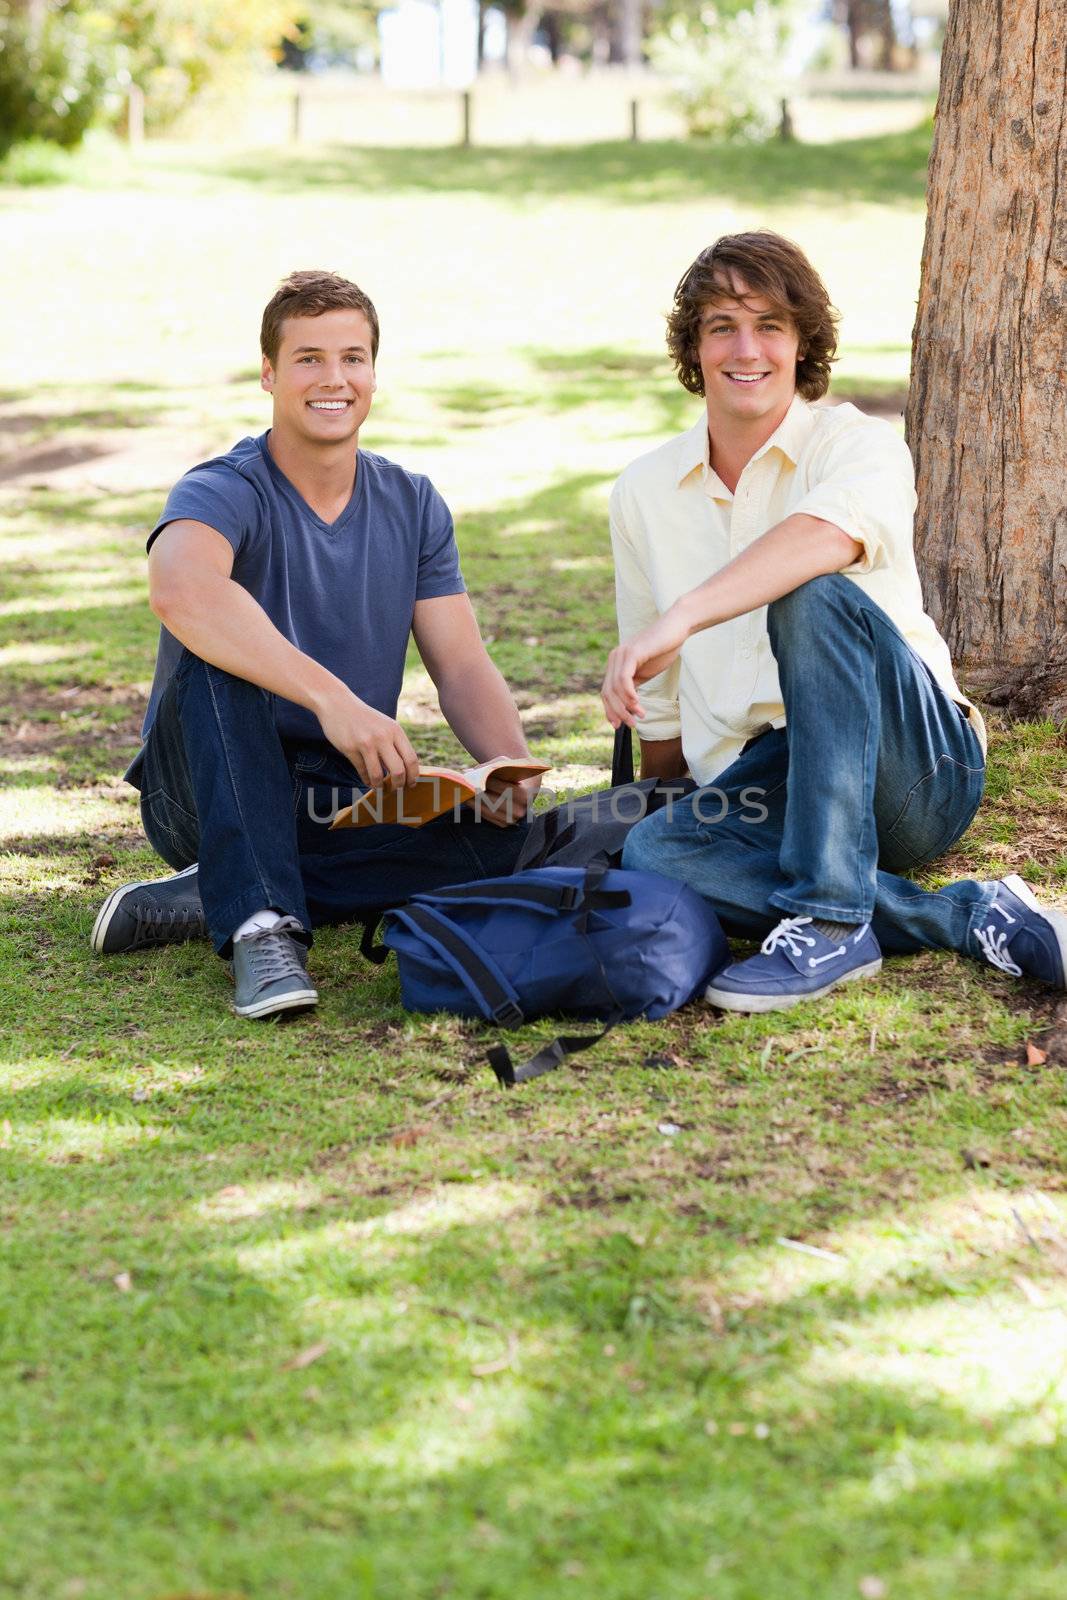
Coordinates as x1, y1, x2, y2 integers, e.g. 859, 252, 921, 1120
228, 917, 318, 1019
91, 863, 205, 954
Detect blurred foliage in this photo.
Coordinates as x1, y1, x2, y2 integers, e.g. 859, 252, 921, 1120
0, 0, 304, 147
0, 3, 114, 157
650, 0, 805, 141
99, 0, 300, 128
277, 2, 379, 69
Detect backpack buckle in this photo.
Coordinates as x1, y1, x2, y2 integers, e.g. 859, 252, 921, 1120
558, 885, 581, 911
492, 999, 524, 1028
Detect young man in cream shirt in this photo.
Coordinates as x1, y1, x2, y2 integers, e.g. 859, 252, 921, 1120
601, 231, 1066, 1011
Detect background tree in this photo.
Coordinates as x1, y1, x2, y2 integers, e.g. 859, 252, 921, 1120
832, 0, 911, 70
276, 1, 379, 70
0, 1, 114, 156
906, 0, 1067, 718
651, 1, 806, 140
99, 0, 298, 128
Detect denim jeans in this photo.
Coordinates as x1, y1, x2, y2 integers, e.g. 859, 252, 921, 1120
623, 575, 997, 958
133, 649, 527, 953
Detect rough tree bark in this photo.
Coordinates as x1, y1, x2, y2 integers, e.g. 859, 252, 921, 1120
905, 0, 1067, 719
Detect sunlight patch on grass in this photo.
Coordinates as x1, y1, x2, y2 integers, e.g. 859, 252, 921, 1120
197, 1178, 326, 1224
805, 1293, 1067, 1416
519, 693, 602, 725
0, 784, 132, 845
359, 1376, 533, 1479
551, 556, 613, 572
718, 1188, 1067, 1310
0, 586, 146, 619
0, 641, 93, 668
10, 1114, 172, 1164
235, 1180, 540, 1275
0, 754, 55, 778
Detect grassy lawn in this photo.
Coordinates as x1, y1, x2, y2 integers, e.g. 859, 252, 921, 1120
2, 126, 1066, 1600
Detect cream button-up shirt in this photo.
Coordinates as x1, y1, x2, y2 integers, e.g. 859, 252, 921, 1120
609, 396, 985, 787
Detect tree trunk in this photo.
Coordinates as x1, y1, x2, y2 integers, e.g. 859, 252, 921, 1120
507, 6, 543, 76
617, 0, 643, 67
844, 0, 863, 68
905, 0, 1067, 720
875, 0, 896, 70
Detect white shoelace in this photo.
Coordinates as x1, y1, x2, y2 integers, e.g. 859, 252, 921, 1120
762, 915, 854, 969
975, 892, 1022, 976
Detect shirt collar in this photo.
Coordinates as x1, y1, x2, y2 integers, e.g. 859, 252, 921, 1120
674, 394, 817, 488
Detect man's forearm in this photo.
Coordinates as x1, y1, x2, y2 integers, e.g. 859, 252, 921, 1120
436, 656, 530, 763
154, 571, 345, 720
675, 513, 863, 636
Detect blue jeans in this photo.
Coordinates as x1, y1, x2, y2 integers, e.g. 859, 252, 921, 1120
623, 575, 997, 958
132, 650, 527, 954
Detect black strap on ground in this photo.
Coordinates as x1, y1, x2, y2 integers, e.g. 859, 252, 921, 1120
489, 1010, 624, 1088
400, 904, 524, 1027
359, 914, 389, 965
611, 723, 635, 787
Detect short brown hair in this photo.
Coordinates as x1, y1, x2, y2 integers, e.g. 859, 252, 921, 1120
665, 232, 839, 401
260, 270, 380, 366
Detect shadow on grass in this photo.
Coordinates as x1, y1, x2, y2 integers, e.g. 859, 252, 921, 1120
183, 123, 933, 208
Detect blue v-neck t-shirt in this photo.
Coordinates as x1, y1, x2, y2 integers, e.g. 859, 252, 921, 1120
139, 432, 465, 748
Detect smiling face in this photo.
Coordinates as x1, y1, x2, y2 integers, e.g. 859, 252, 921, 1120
260, 307, 377, 451
696, 275, 801, 435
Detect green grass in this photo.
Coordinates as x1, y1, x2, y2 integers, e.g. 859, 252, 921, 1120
2, 127, 1067, 1600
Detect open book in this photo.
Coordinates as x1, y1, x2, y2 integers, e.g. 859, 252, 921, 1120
330, 757, 550, 830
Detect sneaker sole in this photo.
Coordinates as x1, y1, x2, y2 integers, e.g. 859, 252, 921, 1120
705, 958, 883, 1014
1003, 874, 1067, 988
90, 863, 200, 954
234, 987, 319, 1020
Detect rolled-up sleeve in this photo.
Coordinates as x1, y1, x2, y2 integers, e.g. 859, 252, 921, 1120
788, 418, 916, 577
609, 480, 682, 741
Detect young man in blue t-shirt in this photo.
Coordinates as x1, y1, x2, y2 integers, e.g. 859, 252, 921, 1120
91, 270, 537, 1019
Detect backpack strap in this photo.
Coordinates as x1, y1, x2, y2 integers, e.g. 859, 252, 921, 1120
417, 878, 584, 913
390, 904, 525, 1027
422, 873, 630, 916
488, 1011, 624, 1088
611, 723, 635, 787
359, 913, 389, 966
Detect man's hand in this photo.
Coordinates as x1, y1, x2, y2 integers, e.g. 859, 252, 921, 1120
314, 687, 420, 790
601, 608, 690, 729
476, 772, 542, 829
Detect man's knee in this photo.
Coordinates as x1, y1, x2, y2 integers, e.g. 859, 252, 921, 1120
621, 809, 671, 874
767, 572, 855, 642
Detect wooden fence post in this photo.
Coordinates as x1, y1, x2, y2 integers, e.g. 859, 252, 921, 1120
630, 98, 639, 142
460, 90, 472, 148
291, 91, 303, 144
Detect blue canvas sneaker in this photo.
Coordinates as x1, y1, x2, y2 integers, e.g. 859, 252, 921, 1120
705, 916, 883, 1013
974, 874, 1067, 988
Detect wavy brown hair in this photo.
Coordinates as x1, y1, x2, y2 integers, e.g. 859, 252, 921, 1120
260, 270, 380, 366
665, 232, 839, 401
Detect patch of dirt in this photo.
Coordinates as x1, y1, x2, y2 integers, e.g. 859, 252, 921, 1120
0, 682, 144, 770
0, 440, 117, 485
0, 418, 224, 492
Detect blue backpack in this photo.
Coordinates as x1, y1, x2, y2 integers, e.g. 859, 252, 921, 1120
381, 863, 729, 1086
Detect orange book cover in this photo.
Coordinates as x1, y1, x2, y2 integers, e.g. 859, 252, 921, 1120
330, 757, 550, 830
